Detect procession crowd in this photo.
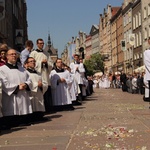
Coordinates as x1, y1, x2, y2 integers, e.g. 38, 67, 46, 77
92, 71, 146, 95
0, 39, 94, 130
93, 38, 150, 101
0, 37, 150, 131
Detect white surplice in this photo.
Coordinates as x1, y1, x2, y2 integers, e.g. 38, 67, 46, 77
27, 70, 48, 112
144, 49, 150, 81
0, 79, 2, 117
70, 62, 85, 85
68, 74, 78, 101
0, 65, 32, 116
30, 50, 53, 85
50, 70, 72, 106
144, 74, 149, 98
82, 77, 88, 96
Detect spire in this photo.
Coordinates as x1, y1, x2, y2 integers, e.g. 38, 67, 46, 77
48, 32, 51, 47
47, 32, 52, 55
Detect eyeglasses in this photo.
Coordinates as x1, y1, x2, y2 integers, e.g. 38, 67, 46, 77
38, 43, 44, 45
7, 53, 17, 56
28, 60, 36, 63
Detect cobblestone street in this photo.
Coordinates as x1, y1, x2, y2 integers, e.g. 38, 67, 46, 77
0, 88, 150, 150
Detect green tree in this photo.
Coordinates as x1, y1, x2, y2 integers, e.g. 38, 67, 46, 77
84, 53, 104, 76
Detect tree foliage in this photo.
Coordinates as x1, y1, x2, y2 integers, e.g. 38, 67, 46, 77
84, 53, 105, 76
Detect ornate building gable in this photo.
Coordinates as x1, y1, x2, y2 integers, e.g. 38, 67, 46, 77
90, 25, 99, 36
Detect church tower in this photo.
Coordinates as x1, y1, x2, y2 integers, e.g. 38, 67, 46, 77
44, 32, 58, 62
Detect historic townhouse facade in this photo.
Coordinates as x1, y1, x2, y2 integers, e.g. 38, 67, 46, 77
99, 5, 120, 73
142, 0, 150, 52
61, 31, 86, 64
63, 0, 150, 74
74, 31, 86, 59
0, 0, 28, 51
110, 11, 118, 72
116, 7, 124, 72
85, 34, 92, 60
132, 0, 143, 70
110, 7, 124, 72
122, 1, 133, 73
89, 25, 99, 55
61, 47, 69, 65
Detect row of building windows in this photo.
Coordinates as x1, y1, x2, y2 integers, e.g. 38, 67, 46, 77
124, 48, 132, 61
123, 10, 132, 27
124, 29, 132, 43
134, 53, 142, 60
143, 4, 150, 19
133, 11, 141, 30
143, 26, 150, 40
134, 31, 142, 48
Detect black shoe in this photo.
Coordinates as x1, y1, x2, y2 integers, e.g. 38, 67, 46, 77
39, 117, 49, 121
73, 101, 82, 106
1, 125, 11, 130
67, 105, 75, 110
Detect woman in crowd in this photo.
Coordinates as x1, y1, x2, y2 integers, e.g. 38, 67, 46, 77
0, 44, 8, 67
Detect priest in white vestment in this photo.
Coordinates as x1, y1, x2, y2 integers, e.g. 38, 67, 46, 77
70, 54, 85, 103
50, 58, 74, 110
0, 49, 32, 129
25, 57, 48, 121
143, 37, 150, 101
25, 57, 48, 117
30, 38, 53, 112
0, 49, 32, 116
79, 58, 88, 99
0, 79, 2, 117
66, 66, 78, 102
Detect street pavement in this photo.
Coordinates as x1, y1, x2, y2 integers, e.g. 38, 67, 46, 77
0, 88, 150, 150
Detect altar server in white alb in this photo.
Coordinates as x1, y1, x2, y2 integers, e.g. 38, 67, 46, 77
70, 54, 85, 103
66, 66, 78, 102
0, 79, 2, 118
50, 58, 74, 110
0, 78, 3, 129
144, 37, 150, 101
0, 49, 32, 127
79, 58, 88, 98
30, 38, 53, 112
25, 57, 48, 120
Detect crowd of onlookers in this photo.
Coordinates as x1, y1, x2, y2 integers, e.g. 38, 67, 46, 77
92, 71, 146, 95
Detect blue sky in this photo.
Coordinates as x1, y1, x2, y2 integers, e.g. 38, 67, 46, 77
26, 0, 123, 56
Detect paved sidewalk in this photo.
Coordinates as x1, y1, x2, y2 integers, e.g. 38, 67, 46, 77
0, 88, 150, 150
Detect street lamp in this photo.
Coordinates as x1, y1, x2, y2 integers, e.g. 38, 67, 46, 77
79, 47, 84, 59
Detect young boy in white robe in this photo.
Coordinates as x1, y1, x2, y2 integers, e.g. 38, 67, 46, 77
25, 57, 48, 121
50, 58, 74, 111
65, 66, 78, 102
30, 38, 53, 113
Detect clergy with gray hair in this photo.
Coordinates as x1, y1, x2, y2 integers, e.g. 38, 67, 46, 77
0, 49, 32, 129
